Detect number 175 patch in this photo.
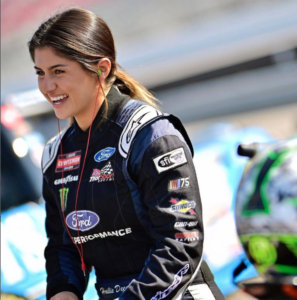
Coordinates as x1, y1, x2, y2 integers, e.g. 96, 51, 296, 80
168, 177, 190, 190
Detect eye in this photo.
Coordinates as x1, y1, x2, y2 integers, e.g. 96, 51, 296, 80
54, 69, 65, 74
36, 70, 44, 76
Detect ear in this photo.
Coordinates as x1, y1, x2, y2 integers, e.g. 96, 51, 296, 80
97, 58, 111, 79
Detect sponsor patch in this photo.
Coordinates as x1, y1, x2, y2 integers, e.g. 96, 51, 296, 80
54, 175, 78, 185
94, 147, 116, 162
55, 150, 81, 172
89, 161, 114, 182
66, 210, 100, 231
59, 188, 69, 212
175, 231, 199, 242
72, 227, 132, 244
174, 221, 198, 228
170, 198, 196, 215
152, 147, 187, 174
168, 177, 190, 190
151, 264, 190, 300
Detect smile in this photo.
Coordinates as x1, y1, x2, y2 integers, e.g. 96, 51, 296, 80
49, 94, 69, 107
50, 94, 69, 102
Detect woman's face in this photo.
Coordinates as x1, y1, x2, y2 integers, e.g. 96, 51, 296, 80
34, 47, 99, 122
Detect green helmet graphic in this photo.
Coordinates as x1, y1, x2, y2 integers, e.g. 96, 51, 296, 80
235, 137, 297, 276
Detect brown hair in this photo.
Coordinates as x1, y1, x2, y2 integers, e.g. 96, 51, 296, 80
28, 7, 159, 116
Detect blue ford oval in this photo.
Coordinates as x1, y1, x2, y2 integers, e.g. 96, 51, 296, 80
94, 147, 116, 162
66, 210, 100, 231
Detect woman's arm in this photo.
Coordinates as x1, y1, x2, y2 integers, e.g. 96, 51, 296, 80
43, 177, 89, 300
120, 118, 204, 300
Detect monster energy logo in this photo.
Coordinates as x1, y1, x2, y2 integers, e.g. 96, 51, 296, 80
59, 188, 69, 211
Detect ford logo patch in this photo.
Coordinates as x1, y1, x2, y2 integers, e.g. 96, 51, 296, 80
94, 147, 116, 163
66, 210, 100, 231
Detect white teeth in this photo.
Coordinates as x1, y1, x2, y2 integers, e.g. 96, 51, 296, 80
50, 95, 68, 101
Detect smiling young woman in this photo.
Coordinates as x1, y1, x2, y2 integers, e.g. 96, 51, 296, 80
28, 7, 225, 300
34, 47, 110, 130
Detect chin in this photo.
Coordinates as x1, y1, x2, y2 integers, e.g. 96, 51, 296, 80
54, 111, 72, 120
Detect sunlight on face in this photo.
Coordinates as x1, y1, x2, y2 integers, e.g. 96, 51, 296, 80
34, 47, 99, 127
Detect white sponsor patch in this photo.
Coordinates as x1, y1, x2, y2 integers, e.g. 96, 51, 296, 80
54, 175, 78, 185
72, 228, 132, 244
151, 264, 190, 300
153, 147, 187, 173
174, 221, 198, 228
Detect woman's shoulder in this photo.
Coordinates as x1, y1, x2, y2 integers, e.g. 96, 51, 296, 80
116, 100, 164, 159
41, 126, 73, 174
116, 99, 193, 159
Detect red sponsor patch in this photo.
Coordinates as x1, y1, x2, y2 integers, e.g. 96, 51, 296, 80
89, 162, 114, 182
175, 232, 199, 239
55, 151, 81, 173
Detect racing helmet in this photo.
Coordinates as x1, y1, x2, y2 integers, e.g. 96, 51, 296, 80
235, 136, 297, 279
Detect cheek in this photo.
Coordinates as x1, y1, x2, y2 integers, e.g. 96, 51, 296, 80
37, 78, 42, 90
38, 79, 46, 96
76, 78, 98, 98
38, 79, 50, 101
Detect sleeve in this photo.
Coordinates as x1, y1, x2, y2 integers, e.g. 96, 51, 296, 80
43, 176, 90, 300
120, 117, 204, 300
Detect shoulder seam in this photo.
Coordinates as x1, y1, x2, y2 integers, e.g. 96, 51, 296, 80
42, 128, 69, 174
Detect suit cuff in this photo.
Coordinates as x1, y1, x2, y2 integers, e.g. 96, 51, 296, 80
46, 283, 82, 300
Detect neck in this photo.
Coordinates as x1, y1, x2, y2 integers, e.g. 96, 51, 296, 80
75, 84, 111, 131
75, 101, 102, 132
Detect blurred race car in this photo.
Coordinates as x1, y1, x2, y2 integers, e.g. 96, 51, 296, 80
1, 89, 274, 298
191, 122, 275, 295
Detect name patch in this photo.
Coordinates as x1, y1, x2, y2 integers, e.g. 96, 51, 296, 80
66, 210, 100, 231
55, 151, 81, 172
152, 147, 187, 174
100, 285, 127, 295
94, 147, 116, 163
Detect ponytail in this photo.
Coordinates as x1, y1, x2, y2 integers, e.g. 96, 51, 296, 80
28, 7, 161, 126
113, 64, 160, 109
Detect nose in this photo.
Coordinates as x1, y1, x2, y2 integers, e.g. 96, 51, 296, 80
40, 75, 57, 94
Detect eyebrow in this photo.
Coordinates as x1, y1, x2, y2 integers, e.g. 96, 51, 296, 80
34, 64, 68, 70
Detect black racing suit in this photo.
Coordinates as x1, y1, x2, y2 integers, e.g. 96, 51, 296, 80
42, 86, 225, 300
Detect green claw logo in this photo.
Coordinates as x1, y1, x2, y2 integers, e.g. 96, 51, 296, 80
59, 188, 69, 212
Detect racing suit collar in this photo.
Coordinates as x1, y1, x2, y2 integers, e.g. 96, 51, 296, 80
73, 85, 130, 142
